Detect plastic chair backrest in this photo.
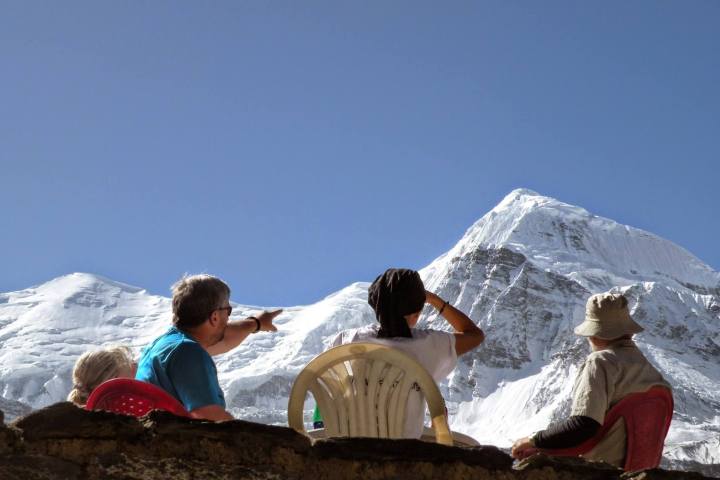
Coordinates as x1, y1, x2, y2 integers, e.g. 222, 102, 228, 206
287, 342, 453, 446
85, 378, 191, 418
540, 386, 673, 471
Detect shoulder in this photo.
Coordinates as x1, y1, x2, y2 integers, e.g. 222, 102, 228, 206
160, 333, 210, 364
143, 329, 187, 357
411, 328, 455, 348
587, 348, 616, 362
333, 324, 378, 345
411, 328, 452, 339
586, 349, 618, 365
582, 349, 621, 375
165, 338, 217, 380
405, 328, 456, 358
172, 338, 209, 357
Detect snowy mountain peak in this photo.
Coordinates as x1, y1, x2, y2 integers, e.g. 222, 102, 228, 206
16, 272, 145, 301
423, 190, 719, 292
491, 188, 592, 222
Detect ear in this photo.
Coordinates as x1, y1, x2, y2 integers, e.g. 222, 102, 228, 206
208, 311, 219, 327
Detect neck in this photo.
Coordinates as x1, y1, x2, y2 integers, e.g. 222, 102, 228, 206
179, 326, 213, 351
589, 335, 633, 351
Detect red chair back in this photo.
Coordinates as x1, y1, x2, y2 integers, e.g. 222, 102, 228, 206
85, 378, 191, 418
539, 386, 673, 471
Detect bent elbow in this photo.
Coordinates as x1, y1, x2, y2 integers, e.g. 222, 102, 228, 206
468, 328, 485, 349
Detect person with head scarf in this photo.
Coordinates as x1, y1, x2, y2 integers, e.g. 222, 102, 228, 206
511, 292, 671, 467
325, 268, 485, 438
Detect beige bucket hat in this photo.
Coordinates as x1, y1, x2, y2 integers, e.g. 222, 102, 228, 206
574, 292, 644, 339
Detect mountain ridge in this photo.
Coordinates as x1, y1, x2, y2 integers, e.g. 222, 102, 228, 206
425, 189, 720, 293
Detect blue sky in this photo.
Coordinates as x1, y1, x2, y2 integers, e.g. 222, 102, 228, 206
2, 1, 718, 306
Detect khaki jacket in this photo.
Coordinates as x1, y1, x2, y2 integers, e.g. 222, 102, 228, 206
570, 339, 671, 467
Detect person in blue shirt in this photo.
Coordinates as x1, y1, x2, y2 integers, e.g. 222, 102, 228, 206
136, 274, 281, 421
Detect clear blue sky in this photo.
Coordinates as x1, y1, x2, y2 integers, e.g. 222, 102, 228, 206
2, 1, 718, 306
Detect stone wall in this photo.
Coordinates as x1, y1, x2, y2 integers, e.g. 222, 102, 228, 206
0, 403, 713, 480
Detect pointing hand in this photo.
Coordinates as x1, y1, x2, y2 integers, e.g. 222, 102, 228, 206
255, 309, 282, 332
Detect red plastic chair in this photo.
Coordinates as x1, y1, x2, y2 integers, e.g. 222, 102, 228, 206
85, 378, 191, 418
533, 386, 673, 472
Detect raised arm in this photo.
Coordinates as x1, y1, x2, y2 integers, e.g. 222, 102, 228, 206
426, 291, 484, 356
206, 309, 282, 356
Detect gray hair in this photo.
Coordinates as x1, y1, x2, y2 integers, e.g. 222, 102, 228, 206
172, 274, 231, 330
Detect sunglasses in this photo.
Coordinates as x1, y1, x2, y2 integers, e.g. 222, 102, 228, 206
215, 306, 233, 316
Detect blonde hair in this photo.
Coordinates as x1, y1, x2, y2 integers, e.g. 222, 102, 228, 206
67, 346, 136, 406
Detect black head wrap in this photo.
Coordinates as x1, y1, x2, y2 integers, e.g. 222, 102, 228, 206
368, 268, 426, 339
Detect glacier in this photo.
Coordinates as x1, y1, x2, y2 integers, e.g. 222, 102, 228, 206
0, 188, 718, 472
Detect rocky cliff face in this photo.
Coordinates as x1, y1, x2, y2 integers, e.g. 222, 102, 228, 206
0, 402, 714, 480
0, 189, 718, 474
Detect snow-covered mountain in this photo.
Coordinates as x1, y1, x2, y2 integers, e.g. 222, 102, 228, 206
1, 189, 718, 472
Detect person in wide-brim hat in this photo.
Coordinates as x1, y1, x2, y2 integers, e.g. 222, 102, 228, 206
512, 291, 670, 468
573, 292, 644, 339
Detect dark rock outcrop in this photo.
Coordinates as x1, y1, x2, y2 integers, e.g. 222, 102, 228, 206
0, 403, 716, 479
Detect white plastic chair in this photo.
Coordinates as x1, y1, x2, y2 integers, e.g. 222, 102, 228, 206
287, 342, 454, 446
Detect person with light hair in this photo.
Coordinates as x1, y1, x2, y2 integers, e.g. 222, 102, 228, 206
67, 346, 137, 406
135, 274, 281, 421
511, 292, 671, 467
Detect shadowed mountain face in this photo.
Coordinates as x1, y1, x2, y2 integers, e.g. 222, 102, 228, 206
0, 397, 32, 423
0, 189, 718, 472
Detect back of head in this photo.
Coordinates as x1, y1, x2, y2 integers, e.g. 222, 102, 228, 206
67, 346, 135, 406
172, 274, 230, 331
368, 268, 425, 339
575, 292, 644, 340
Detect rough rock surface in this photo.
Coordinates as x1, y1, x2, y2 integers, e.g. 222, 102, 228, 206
1, 403, 715, 480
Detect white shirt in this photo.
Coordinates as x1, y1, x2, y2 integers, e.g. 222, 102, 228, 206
330, 324, 457, 438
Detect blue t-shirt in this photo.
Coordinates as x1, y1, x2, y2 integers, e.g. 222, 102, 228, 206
135, 327, 226, 411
